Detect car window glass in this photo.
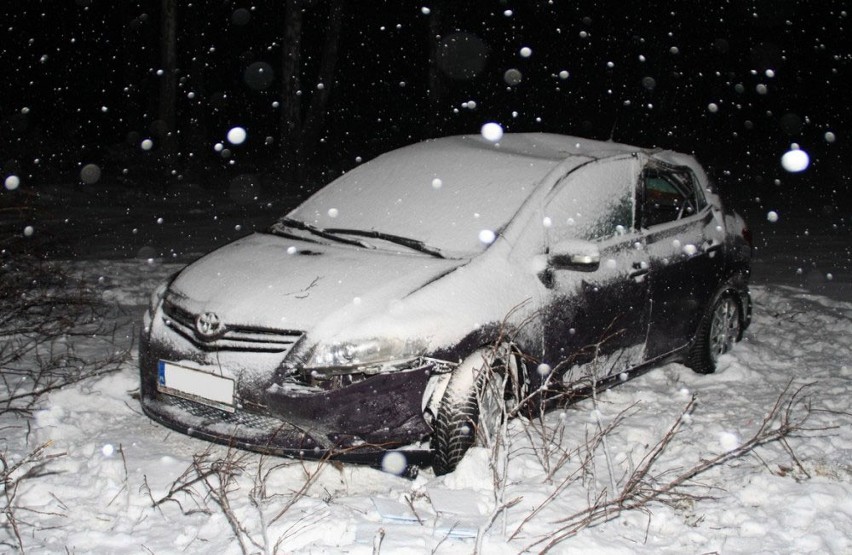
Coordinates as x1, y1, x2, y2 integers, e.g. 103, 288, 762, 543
641, 167, 703, 227
545, 157, 638, 243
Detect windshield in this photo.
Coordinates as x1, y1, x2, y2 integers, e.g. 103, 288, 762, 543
286, 136, 566, 256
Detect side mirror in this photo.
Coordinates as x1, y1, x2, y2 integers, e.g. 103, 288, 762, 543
548, 239, 600, 271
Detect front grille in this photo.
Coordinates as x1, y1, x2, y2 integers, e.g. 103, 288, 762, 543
146, 392, 434, 467
162, 300, 303, 353
167, 395, 285, 430
155, 394, 325, 450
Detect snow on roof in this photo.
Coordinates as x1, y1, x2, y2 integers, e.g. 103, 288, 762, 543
289, 133, 648, 255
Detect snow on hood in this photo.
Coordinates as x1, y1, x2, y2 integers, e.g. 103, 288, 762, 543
305, 236, 545, 354
165, 231, 544, 356
167, 233, 466, 333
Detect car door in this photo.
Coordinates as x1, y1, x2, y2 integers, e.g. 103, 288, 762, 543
640, 162, 727, 359
541, 156, 651, 382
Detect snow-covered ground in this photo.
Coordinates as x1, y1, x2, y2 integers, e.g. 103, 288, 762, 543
2, 183, 850, 553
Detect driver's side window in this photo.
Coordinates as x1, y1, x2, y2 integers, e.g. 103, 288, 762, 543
544, 157, 639, 245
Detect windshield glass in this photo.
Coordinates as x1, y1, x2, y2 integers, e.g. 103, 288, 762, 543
286, 136, 568, 256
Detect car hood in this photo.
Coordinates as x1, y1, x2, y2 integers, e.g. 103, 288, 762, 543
166, 232, 467, 333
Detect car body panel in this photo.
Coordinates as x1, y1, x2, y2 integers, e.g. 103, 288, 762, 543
643, 210, 723, 357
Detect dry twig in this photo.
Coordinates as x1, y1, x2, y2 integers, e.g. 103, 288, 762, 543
521, 381, 815, 553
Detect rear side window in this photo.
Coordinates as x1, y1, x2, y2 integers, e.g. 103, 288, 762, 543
641, 166, 706, 228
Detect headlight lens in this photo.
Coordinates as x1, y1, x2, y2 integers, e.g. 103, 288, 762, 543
306, 337, 428, 371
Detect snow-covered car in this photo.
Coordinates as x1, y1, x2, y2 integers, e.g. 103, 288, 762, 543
139, 133, 752, 474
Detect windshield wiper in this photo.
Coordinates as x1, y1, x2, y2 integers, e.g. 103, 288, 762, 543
270, 218, 373, 249
267, 221, 320, 243
326, 228, 445, 259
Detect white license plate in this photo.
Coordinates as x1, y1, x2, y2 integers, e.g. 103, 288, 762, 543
158, 361, 235, 413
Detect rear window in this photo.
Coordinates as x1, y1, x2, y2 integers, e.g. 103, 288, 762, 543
641, 167, 706, 227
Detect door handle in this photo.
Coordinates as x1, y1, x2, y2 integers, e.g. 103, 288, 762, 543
629, 268, 649, 279
703, 240, 722, 255
629, 261, 649, 279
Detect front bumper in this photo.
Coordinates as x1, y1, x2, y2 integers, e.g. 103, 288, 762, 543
139, 341, 436, 469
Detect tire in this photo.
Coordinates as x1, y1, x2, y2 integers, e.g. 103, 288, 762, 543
431, 345, 519, 475
687, 290, 742, 374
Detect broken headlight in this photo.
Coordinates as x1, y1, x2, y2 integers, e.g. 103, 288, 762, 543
305, 337, 428, 373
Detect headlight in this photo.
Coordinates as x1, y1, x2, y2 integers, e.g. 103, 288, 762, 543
306, 337, 428, 371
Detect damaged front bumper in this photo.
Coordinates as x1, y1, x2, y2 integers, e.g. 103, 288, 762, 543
139, 342, 444, 469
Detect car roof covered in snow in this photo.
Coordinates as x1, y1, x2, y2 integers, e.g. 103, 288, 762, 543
288, 133, 699, 255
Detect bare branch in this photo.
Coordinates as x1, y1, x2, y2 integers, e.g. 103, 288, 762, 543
521, 382, 815, 553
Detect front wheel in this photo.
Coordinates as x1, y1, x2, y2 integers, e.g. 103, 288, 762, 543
687, 290, 742, 374
431, 345, 520, 475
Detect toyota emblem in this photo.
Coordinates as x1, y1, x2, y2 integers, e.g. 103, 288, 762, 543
195, 312, 224, 339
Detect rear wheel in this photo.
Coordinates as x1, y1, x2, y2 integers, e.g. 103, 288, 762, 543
431, 345, 520, 475
687, 291, 742, 374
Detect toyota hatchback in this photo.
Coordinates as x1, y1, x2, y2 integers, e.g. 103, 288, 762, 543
139, 133, 752, 474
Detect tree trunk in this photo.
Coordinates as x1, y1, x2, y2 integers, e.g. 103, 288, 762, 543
280, 0, 304, 175
427, 1, 445, 132
302, 0, 344, 148
185, 2, 208, 180
158, 0, 178, 158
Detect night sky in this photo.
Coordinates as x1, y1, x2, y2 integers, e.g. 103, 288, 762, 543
3, 1, 851, 217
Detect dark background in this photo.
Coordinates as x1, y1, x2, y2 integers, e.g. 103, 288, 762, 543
2, 0, 850, 251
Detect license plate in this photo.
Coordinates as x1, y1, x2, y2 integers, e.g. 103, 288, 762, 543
157, 361, 235, 413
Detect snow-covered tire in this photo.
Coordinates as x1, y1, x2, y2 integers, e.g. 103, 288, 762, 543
431, 345, 520, 475
687, 290, 742, 374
